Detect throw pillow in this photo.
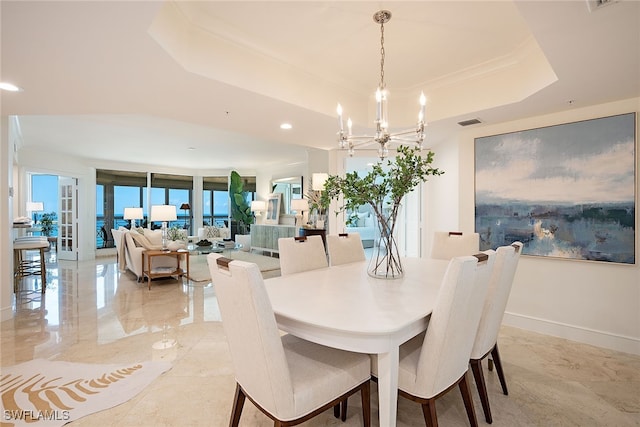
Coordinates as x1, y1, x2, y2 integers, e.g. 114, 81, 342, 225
129, 232, 162, 250
204, 226, 220, 238
218, 227, 231, 239
145, 230, 163, 247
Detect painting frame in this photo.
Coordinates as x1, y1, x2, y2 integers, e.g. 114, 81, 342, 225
265, 193, 281, 225
474, 112, 636, 264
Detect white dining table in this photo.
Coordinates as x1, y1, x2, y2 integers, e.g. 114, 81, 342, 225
264, 257, 450, 427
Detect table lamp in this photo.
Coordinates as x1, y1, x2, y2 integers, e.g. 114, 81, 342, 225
27, 201, 44, 224
123, 207, 143, 229
151, 205, 177, 251
291, 199, 309, 229
312, 173, 329, 191
250, 200, 266, 224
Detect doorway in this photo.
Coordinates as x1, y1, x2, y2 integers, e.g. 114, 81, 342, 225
30, 173, 78, 261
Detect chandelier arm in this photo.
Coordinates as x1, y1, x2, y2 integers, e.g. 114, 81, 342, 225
391, 138, 423, 145
388, 129, 425, 138
349, 138, 378, 149
346, 135, 380, 140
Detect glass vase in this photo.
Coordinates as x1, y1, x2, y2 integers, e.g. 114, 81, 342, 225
368, 206, 403, 279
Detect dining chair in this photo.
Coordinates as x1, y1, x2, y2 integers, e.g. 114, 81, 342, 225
207, 253, 371, 426
371, 250, 496, 427
470, 241, 523, 424
326, 232, 366, 266
429, 231, 480, 260
277, 235, 328, 276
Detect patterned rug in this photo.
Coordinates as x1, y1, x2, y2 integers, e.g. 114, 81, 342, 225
0, 359, 171, 426
188, 251, 281, 282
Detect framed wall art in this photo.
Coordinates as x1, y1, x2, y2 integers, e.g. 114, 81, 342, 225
265, 193, 282, 225
475, 112, 636, 264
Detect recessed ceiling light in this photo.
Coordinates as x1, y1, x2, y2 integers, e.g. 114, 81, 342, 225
187, 147, 196, 151
280, 123, 292, 130
0, 82, 23, 92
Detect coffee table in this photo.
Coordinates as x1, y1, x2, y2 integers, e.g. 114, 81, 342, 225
188, 242, 242, 256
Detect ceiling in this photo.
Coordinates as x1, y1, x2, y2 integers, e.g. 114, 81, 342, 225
2, 0, 639, 171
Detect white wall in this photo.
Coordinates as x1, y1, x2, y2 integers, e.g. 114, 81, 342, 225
1, 116, 13, 322
452, 98, 639, 355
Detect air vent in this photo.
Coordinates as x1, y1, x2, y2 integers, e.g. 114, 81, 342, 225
457, 118, 482, 127
586, 0, 618, 12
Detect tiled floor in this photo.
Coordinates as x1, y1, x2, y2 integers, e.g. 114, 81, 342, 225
2, 251, 639, 426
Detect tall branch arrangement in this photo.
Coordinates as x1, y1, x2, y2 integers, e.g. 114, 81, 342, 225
323, 145, 443, 278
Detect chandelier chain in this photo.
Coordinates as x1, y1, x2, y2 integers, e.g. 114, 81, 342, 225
379, 21, 385, 89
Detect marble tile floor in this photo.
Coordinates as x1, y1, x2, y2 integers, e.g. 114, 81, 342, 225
1, 254, 639, 426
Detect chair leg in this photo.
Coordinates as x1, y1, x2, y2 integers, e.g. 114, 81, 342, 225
39, 247, 46, 293
470, 359, 492, 424
491, 344, 508, 396
360, 380, 370, 427
229, 383, 246, 427
459, 373, 479, 427
421, 399, 438, 427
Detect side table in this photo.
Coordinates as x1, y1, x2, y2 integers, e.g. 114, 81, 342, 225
142, 249, 190, 290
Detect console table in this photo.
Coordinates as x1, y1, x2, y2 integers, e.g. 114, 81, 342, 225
250, 224, 296, 255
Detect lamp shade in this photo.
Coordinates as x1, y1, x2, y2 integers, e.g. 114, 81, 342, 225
123, 207, 143, 220
26, 202, 44, 212
179, 203, 190, 210
291, 199, 309, 213
150, 205, 177, 222
250, 201, 266, 212
312, 173, 329, 191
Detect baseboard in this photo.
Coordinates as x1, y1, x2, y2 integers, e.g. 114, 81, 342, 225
1, 304, 13, 322
503, 311, 640, 356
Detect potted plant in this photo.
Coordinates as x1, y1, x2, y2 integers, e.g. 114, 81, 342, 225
324, 145, 443, 278
229, 170, 254, 238
39, 211, 57, 237
305, 183, 331, 229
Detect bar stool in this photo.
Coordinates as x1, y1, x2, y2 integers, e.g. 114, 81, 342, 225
13, 237, 48, 294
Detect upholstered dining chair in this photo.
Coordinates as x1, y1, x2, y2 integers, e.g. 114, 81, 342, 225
430, 231, 480, 260
372, 250, 496, 427
326, 232, 366, 266
207, 253, 371, 427
278, 235, 328, 276
470, 241, 523, 424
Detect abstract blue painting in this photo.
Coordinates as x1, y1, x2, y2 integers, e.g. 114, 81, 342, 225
475, 112, 636, 264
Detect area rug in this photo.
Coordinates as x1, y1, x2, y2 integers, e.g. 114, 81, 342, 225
0, 359, 172, 427
188, 251, 281, 282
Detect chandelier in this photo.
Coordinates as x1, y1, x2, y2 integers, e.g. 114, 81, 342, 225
337, 10, 426, 160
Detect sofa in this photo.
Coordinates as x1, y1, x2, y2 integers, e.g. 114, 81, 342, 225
345, 211, 376, 248
196, 225, 231, 244
113, 227, 187, 281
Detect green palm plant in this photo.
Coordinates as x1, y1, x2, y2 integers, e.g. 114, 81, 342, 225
39, 211, 57, 237
229, 170, 254, 235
